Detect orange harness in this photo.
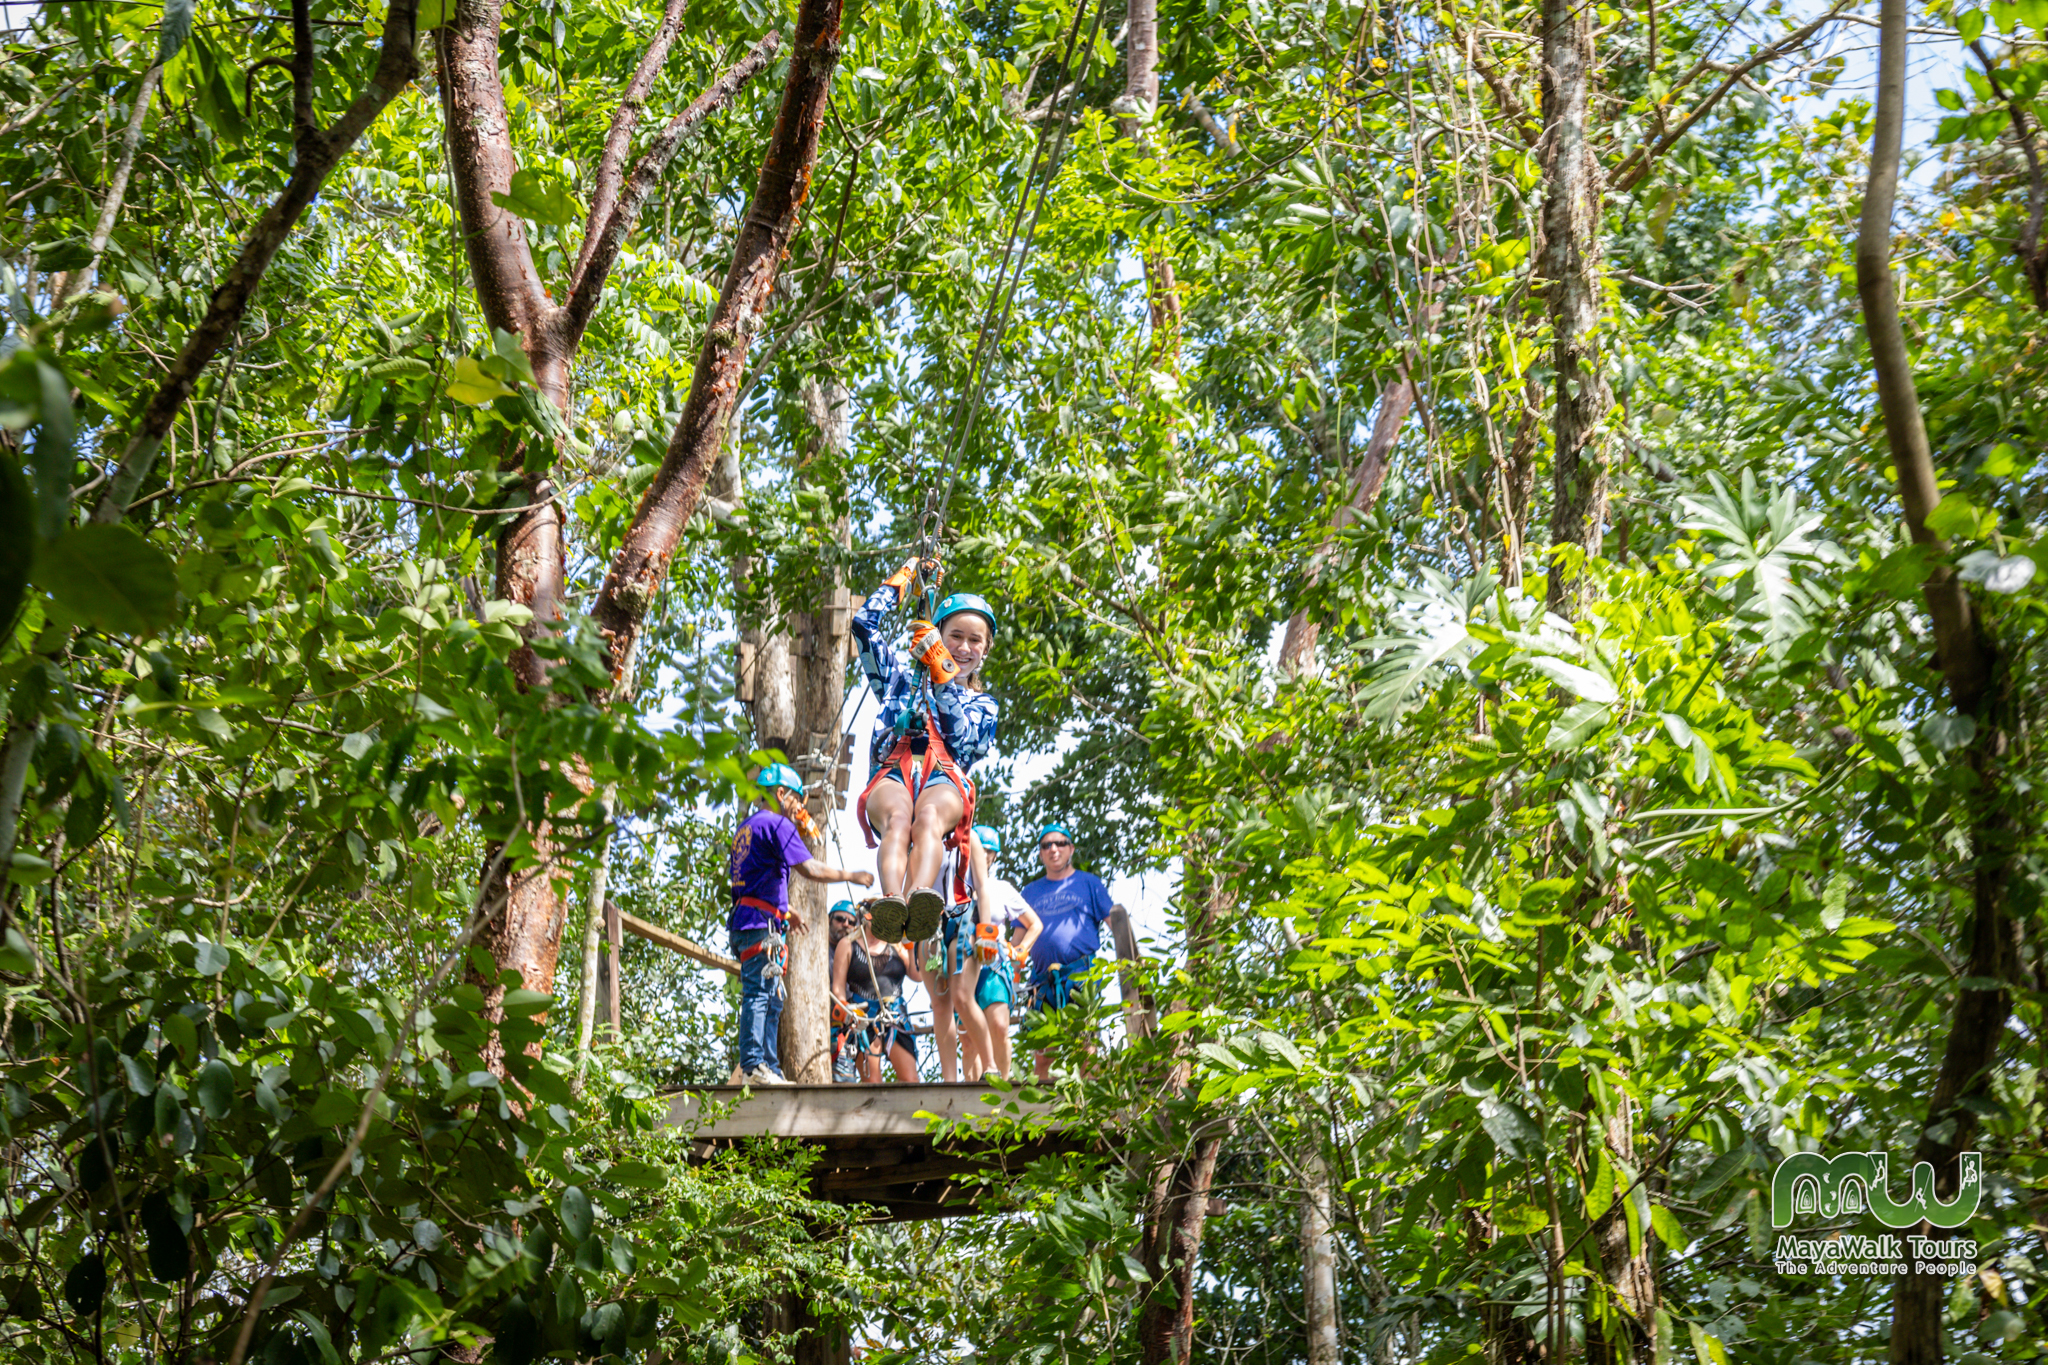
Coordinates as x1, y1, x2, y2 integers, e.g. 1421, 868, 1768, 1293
855, 707, 976, 853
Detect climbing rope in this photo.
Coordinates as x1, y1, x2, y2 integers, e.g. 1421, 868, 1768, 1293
911, 0, 1111, 567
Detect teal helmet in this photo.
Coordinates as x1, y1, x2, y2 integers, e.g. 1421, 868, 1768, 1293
935, 592, 998, 637
757, 762, 805, 797
830, 899, 857, 919
973, 824, 1002, 853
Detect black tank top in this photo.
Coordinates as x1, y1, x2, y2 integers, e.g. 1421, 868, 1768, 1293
849, 937, 907, 999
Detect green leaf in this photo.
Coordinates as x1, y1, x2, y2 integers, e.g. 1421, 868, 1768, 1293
193, 940, 230, 976
1494, 1200, 1550, 1235
194, 1060, 234, 1118
418, 0, 455, 28
1689, 1322, 1730, 1365
0, 927, 35, 973
157, 0, 195, 64
1651, 1203, 1687, 1253
160, 1011, 197, 1061
1523, 656, 1618, 703
1545, 701, 1611, 752
560, 1186, 593, 1243
1477, 1095, 1544, 1158
1958, 7, 1986, 40
447, 356, 517, 405
605, 1159, 665, 1190
309, 1088, 359, 1126
1925, 492, 1991, 540
500, 988, 554, 1017
489, 169, 584, 228
32, 525, 178, 635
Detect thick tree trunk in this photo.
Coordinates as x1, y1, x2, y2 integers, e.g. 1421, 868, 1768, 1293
1856, 6, 2016, 1361
592, 0, 846, 679
1301, 1147, 1340, 1365
1537, 0, 1609, 619
776, 377, 855, 1085
437, 0, 778, 1031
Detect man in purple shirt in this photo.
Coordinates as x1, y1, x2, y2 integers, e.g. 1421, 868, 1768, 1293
1020, 822, 1115, 1080
729, 765, 873, 1086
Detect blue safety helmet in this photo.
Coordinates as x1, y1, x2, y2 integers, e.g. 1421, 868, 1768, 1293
830, 899, 858, 919
757, 762, 805, 797
973, 824, 1002, 853
934, 592, 998, 637
1039, 821, 1073, 841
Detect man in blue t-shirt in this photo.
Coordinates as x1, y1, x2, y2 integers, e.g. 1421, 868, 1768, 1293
729, 765, 873, 1087
1020, 822, 1115, 1079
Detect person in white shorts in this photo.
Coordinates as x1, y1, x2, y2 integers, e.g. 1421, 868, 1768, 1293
962, 825, 1040, 1082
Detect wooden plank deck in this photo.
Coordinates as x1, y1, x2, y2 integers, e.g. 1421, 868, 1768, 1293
663, 1084, 1073, 1221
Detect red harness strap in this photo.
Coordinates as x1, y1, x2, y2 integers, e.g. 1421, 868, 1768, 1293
854, 709, 977, 851
734, 896, 786, 951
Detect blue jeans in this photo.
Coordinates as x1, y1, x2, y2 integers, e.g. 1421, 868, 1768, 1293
732, 927, 783, 1077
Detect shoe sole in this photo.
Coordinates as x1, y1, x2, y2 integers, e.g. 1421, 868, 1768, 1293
869, 896, 908, 942
904, 888, 945, 943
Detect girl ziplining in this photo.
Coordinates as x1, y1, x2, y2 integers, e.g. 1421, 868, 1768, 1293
851, 555, 1001, 944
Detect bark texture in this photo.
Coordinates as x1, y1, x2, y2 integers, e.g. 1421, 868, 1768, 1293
435, 0, 776, 1026
592, 0, 846, 679
1301, 1147, 1340, 1365
1857, 4, 2017, 1361
1537, 0, 1610, 618
1120, 0, 1183, 346
773, 377, 855, 1085
1584, 1102, 1656, 1365
1137, 865, 1233, 1365
56, 61, 162, 303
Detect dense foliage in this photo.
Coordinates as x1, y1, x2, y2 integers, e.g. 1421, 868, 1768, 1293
2, 0, 2045, 1360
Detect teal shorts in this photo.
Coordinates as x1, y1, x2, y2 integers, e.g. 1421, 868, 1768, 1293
974, 962, 1015, 1012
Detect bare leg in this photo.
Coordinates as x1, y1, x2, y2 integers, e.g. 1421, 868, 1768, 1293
984, 1002, 1012, 1079
950, 970, 991, 1078
888, 1037, 919, 1083
904, 783, 966, 892
931, 986, 959, 1082
865, 778, 914, 896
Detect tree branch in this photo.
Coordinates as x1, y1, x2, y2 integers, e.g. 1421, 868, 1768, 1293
1970, 38, 2048, 311
91, 0, 423, 525
573, 0, 693, 285
56, 62, 161, 302
562, 32, 781, 347
1854, 0, 1988, 712
289, 0, 317, 153
1612, 5, 1846, 193
591, 0, 845, 685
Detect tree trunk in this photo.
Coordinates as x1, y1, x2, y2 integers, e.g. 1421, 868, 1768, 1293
775, 376, 855, 1085
592, 0, 847, 680
1137, 863, 1233, 1364
1856, 7, 2016, 1361
1279, 376, 1416, 678
1119, 0, 1183, 348
437, 0, 780, 1033
1584, 1101, 1656, 1365
1537, 0, 1609, 619
1301, 1146, 1340, 1365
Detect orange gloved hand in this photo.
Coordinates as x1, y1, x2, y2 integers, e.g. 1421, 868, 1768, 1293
907, 619, 959, 686
883, 556, 921, 591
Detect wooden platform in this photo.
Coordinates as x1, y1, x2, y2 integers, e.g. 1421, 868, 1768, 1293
663, 1084, 1074, 1221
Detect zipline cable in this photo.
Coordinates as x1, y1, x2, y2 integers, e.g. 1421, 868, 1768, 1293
911, 0, 1111, 569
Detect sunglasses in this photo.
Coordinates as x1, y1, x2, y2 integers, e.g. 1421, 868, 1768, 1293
1038, 839, 1072, 851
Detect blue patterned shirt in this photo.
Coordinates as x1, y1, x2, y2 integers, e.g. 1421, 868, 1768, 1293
852, 582, 1000, 778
